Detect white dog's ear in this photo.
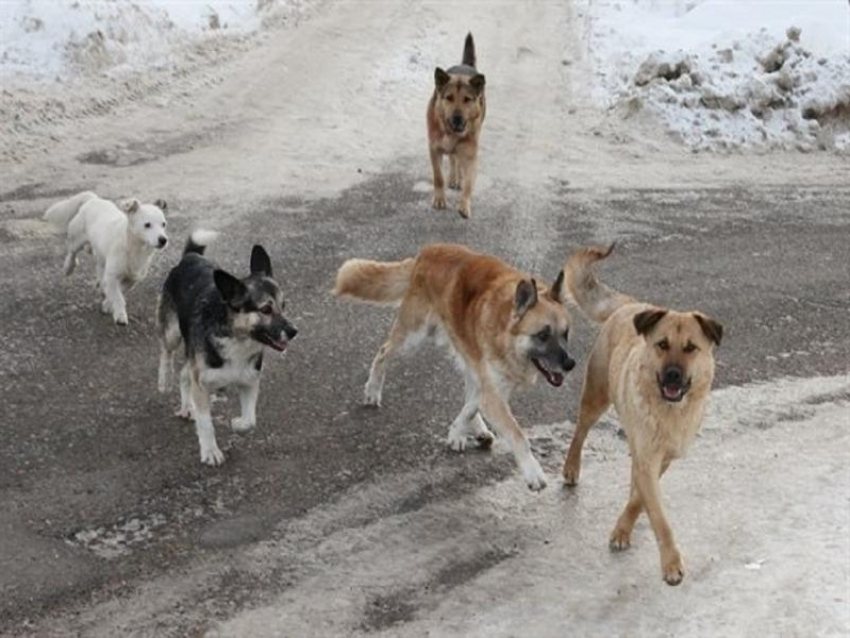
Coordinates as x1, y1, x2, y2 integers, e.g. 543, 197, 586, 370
154, 199, 168, 213
121, 199, 141, 214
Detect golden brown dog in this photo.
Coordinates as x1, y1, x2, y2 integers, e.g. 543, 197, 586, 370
335, 244, 576, 490
427, 33, 486, 219
561, 245, 723, 585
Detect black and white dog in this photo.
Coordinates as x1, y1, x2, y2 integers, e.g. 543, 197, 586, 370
157, 231, 297, 465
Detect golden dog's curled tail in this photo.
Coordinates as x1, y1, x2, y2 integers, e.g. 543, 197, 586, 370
565, 243, 634, 323
334, 257, 415, 305
462, 32, 476, 68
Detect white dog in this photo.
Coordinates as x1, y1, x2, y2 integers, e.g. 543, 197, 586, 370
44, 191, 169, 325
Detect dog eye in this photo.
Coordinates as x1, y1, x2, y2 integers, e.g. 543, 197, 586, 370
657, 339, 670, 351
463, 96, 472, 103
683, 342, 698, 354
445, 94, 455, 102
535, 327, 552, 341
562, 329, 569, 341
144, 222, 152, 229
162, 222, 167, 228
260, 305, 273, 315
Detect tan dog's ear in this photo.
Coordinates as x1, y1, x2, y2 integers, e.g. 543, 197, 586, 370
121, 199, 140, 214
694, 313, 723, 346
549, 270, 565, 303
633, 308, 667, 336
515, 278, 538, 317
435, 68, 450, 88
470, 73, 485, 93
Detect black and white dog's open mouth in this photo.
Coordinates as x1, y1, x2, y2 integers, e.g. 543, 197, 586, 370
259, 335, 288, 353
532, 357, 564, 387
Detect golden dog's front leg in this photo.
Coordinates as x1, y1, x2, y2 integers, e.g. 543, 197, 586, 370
448, 155, 461, 190
430, 147, 446, 210
457, 153, 477, 219
633, 459, 684, 585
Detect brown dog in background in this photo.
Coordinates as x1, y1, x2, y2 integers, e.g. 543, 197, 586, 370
562, 245, 723, 585
335, 244, 576, 490
427, 33, 486, 219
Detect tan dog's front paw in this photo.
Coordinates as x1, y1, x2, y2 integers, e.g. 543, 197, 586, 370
562, 458, 580, 487
432, 190, 446, 210
609, 527, 632, 552
448, 176, 461, 190
661, 550, 685, 586
458, 199, 471, 219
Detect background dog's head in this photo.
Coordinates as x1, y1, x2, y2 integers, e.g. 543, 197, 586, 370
633, 308, 723, 403
212, 245, 298, 353
433, 67, 485, 136
510, 272, 575, 387
122, 198, 168, 250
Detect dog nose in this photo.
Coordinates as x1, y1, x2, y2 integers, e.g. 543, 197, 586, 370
561, 351, 576, 372
451, 114, 464, 128
663, 366, 683, 385
158, 236, 168, 248
285, 325, 298, 340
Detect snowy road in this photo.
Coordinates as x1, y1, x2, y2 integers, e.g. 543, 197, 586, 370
0, 1, 848, 636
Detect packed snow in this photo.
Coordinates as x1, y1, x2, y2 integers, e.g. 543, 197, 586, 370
589, 0, 850, 152
0, 0, 296, 80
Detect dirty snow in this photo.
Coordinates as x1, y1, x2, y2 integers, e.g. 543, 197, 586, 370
589, 0, 850, 151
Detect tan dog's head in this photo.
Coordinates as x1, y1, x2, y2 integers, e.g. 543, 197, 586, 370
510, 271, 575, 387
633, 308, 723, 403
433, 67, 485, 136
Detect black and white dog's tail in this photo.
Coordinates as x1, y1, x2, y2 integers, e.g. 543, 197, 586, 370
43, 191, 98, 230
462, 32, 476, 68
183, 230, 219, 256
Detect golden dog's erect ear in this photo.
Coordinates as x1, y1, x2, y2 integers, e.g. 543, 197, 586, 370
435, 67, 450, 88
469, 73, 485, 93
548, 270, 565, 303
515, 278, 538, 317
633, 308, 668, 336
695, 313, 723, 346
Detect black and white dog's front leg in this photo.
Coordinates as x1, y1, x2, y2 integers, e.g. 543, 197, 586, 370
190, 377, 224, 466
231, 379, 260, 433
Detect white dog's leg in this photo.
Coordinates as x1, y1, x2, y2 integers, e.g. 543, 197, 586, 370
231, 380, 259, 432
191, 379, 224, 466
102, 271, 128, 325
94, 257, 105, 290
176, 363, 193, 419
63, 237, 87, 276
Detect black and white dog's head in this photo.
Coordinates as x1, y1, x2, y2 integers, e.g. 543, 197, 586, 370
213, 246, 298, 352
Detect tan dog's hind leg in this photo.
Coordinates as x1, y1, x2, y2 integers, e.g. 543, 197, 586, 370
609, 459, 670, 551
447, 367, 494, 452
430, 148, 446, 210
632, 458, 683, 585
479, 386, 546, 491
458, 154, 477, 219
563, 358, 610, 486
448, 155, 461, 190
364, 301, 425, 407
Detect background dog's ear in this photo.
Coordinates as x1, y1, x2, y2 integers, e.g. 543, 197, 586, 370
694, 313, 723, 346
515, 279, 538, 318
633, 308, 667, 336
435, 67, 450, 88
549, 270, 565, 303
469, 73, 485, 93
214, 270, 248, 307
121, 199, 140, 214
154, 199, 168, 213
250, 245, 273, 277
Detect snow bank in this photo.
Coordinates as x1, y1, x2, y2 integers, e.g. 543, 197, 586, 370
590, 0, 850, 152
0, 0, 292, 80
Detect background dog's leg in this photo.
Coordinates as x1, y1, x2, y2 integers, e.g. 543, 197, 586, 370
94, 257, 105, 290
364, 303, 424, 407
191, 378, 224, 466
458, 154, 477, 218
63, 237, 87, 276
430, 148, 446, 210
231, 381, 259, 432
447, 368, 493, 451
479, 387, 547, 491
175, 363, 193, 419
448, 155, 461, 190
610, 458, 670, 551
563, 369, 610, 485
102, 273, 128, 325
633, 459, 683, 585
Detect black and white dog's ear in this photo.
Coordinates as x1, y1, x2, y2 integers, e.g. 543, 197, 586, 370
154, 199, 168, 213
435, 67, 450, 88
214, 269, 248, 307
250, 245, 273, 277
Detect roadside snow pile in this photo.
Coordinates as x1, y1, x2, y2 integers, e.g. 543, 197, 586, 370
590, 0, 850, 152
0, 0, 293, 80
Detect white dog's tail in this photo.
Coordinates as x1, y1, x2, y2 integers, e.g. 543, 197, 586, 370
565, 243, 635, 323
43, 191, 98, 230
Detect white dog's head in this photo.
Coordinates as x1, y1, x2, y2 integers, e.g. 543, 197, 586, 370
121, 198, 169, 249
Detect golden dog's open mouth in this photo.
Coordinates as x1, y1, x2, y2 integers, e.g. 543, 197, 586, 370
532, 357, 564, 387
657, 376, 690, 402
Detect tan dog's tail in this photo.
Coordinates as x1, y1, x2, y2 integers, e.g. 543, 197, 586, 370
462, 32, 476, 67
565, 244, 634, 323
334, 257, 415, 305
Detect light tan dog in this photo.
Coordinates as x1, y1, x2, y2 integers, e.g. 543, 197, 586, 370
335, 244, 576, 490
427, 33, 486, 219
561, 245, 723, 585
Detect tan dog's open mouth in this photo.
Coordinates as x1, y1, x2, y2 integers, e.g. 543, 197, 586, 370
657, 376, 690, 402
533, 357, 564, 387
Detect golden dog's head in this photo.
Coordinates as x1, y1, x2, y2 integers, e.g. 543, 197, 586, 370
633, 308, 723, 403
510, 271, 575, 387
434, 67, 485, 136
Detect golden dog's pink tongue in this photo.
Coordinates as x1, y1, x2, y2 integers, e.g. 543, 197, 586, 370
663, 385, 680, 399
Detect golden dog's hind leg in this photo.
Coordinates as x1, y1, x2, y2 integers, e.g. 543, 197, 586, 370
563, 360, 610, 486
364, 301, 425, 407
447, 367, 494, 452
610, 459, 671, 551
633, 459, 684, 585
448, 155, 461, 190
430, 148, 446, 210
